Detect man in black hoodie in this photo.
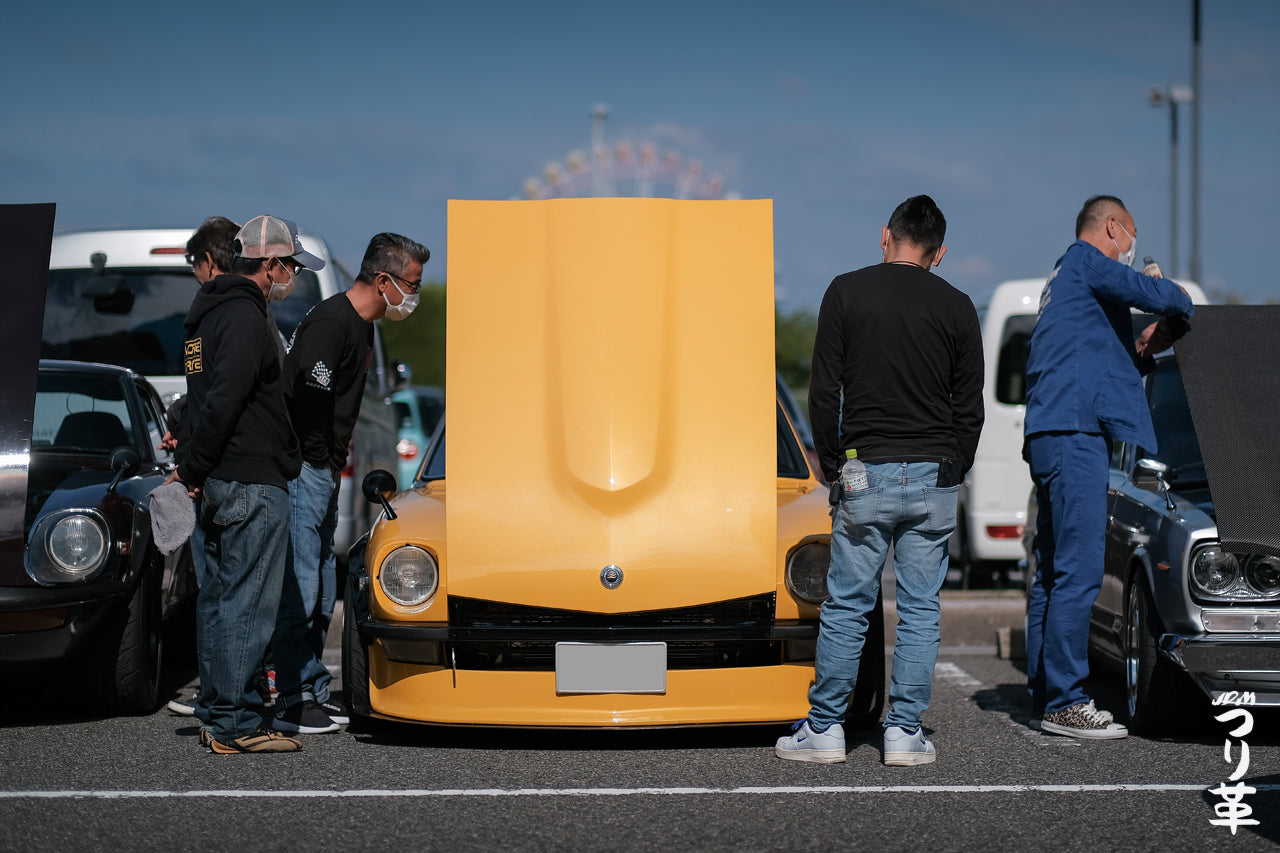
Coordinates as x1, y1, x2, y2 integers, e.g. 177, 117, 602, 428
173, 214, 317, 753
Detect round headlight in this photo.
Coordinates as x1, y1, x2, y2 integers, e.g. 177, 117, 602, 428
786, 541, 830, 604
1192, 547, 1240, 595
378, 545, 439, 607
1243, 555, 1280, 597
29, 512, 110, 584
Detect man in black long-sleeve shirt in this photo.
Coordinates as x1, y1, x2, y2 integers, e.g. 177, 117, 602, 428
776, 195, 983, 767
271, 232, 430, 735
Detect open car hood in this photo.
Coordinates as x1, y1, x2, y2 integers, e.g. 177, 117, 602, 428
0, 204, 55, 582
1174, 304, 1280, 556
444, 198, 777, 610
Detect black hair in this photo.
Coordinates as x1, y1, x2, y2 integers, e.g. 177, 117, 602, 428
887, 195, 946, 256
185, 216, 240, 273
357, 233, 431, 285
1075, 195, 1126, 238
229, 246, 269, 277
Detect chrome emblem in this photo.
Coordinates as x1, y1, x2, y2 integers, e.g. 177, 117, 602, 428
600, 564, 624, 589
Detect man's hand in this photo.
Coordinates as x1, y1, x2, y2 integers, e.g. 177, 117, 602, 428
159, 430, 178, 452
1135, 320, 1174, 358
163, 469, 201, 500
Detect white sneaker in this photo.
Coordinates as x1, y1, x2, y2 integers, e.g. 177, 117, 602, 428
775, 720, 846, 763
883, 724, 937, 766
1041, 700, 1128, 739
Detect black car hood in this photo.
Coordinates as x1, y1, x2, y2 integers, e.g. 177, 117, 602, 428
0, 204, 57, 583
1175, 305, 1280, 556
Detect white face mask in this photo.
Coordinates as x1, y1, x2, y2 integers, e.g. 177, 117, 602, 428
267, 258, 296, 302
1113, 222, 1137, 268
382, 276, 419, 320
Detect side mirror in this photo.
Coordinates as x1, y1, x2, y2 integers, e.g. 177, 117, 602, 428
1134, 457, 1175, 512
107, 446, 141, 494
362, 469, 398, 520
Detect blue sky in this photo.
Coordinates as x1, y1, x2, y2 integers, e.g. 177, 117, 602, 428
3, 0, 1277, 311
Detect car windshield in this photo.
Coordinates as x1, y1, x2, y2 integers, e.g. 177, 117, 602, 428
42, 267, 322, 376
1141, 357, 1205, 486
33, 371, 137, 455
415, 390, 446, 435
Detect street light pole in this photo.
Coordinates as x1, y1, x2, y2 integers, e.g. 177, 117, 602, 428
1148, 85, 1194, 277
1190, 0, 1202, 284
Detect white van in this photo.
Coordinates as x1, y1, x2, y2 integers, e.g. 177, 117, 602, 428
46, 228, 402, 562
954, 276, 1208, 585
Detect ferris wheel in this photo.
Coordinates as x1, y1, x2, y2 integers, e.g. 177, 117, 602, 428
522, 105, 736, 201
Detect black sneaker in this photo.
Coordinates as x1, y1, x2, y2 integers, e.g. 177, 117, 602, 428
209, 727, 302, 753
274, 699, 339, 734
318, 699, 349, 726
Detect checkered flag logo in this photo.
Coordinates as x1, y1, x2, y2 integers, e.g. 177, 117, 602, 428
310, 361, 332, 388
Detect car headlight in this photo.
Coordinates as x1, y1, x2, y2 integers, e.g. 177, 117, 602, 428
1191, 546, 1240, 595
786, 541, 830, 604
1243, 555, 1280, 597
378, 545, 439, 607
27, 510, 111, 585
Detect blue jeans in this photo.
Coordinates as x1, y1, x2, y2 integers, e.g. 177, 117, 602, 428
271, 462, 339, 708
193, 478, 290, 740
809, 461, 957, 732
1025, 431, 1109, 714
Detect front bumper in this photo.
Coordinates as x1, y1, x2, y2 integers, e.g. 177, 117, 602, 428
350, 598, 822, 727
0, 581, 130, 667
1162, 633, 1280, 706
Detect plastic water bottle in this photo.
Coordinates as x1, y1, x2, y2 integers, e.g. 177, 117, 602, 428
841, 448, 868, 495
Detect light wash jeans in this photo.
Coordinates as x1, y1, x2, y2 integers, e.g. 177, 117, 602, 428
194, 478, 290, 740
808, 461, 958, 732
271, 462, 340, 708
1025, 431, 1109, 715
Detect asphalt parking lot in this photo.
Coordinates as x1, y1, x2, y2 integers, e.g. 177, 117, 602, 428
4, 585, 1275, 852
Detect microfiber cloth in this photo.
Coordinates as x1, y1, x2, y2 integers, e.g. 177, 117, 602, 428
149, 480, 196, 556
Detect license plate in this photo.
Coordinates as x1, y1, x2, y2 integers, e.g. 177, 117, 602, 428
554, 642, 667, 694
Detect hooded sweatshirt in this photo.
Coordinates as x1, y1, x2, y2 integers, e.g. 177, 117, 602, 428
178, 273, 301, 488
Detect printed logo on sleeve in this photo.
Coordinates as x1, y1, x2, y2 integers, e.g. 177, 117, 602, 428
185, 338, 202, 374
309, 361, 332, 388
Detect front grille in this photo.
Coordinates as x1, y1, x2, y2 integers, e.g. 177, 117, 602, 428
445, 593, 778, 671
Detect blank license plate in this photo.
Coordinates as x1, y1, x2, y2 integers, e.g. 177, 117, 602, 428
555, 642, 667, 694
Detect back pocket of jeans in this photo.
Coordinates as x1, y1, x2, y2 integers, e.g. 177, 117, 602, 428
921, 483, 960, 533
210, 482, 247, 526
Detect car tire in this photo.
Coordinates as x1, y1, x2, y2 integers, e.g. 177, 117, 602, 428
341, 572, 378, 734
1124, 576, 1204, 735
88, 564, 163, 716
844, 591, 886, 731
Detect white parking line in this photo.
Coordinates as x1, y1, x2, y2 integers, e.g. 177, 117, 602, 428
3, 783, 1273, 799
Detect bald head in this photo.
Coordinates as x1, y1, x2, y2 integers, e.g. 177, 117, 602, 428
1075, 195, 1136, 261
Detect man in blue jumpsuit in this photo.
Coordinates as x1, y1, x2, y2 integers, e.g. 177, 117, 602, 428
1024, 195, 1194, 738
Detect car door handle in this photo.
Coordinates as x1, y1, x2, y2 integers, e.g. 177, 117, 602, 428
1108, 516, 1148, 547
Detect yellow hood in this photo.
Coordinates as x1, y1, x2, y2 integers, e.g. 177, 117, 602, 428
445, 198, 776, 611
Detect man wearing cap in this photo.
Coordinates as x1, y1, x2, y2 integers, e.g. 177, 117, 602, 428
271, 232, 430, 735
174, 214, 320, 753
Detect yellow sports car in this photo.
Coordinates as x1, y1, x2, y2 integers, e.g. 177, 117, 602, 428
341, 198, 885, 729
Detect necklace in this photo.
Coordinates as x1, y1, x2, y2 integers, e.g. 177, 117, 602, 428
887, 260, 925, 269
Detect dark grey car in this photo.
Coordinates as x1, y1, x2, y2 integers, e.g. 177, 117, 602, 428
1025, 349, 1280, 734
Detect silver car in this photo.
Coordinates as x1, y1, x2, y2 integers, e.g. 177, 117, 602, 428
1025, 352, 1280, 735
